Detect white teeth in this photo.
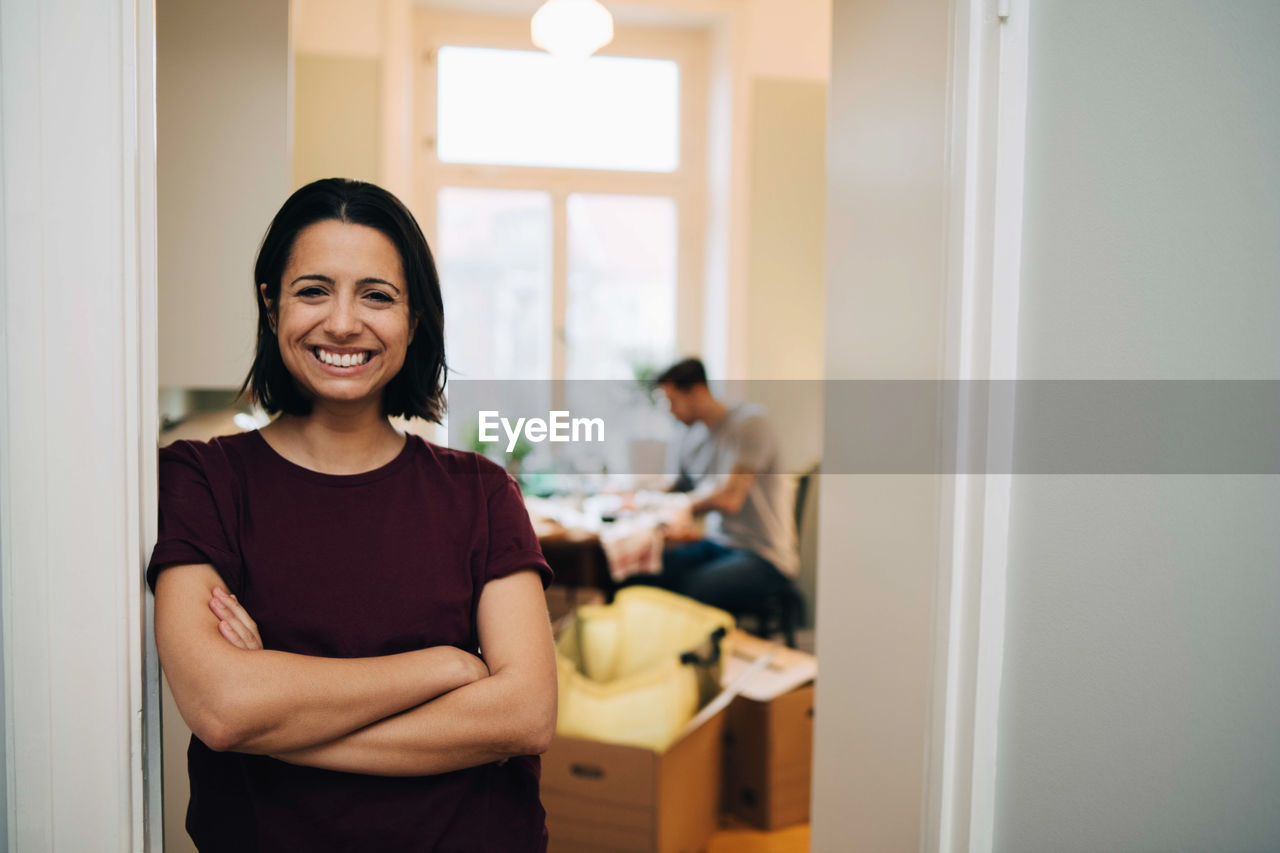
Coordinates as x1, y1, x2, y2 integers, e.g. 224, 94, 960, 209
315, 348, 369, 367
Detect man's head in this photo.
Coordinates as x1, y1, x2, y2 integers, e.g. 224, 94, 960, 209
654, 358, 714, 426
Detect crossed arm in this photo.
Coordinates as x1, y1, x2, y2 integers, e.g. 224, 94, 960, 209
154, 563, 556, 776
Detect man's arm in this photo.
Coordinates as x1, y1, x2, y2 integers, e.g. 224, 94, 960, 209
688, 465, 756, 516
154, 563, 487, 754
689, 412, 775, 516
270, 569, 557, 776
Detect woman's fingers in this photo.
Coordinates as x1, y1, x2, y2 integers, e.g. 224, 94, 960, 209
218, 589, 260, 634
209, 597, 255, 648
217, 618, 250, 650
210, 588, 264, 650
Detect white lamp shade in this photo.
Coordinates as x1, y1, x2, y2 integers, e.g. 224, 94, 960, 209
531, 0, 614, 60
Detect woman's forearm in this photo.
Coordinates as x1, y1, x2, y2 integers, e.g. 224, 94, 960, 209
156, 564, 487, 756
271, 667, 556, 777
271, 573, 558, 778
178, 643, 480, 755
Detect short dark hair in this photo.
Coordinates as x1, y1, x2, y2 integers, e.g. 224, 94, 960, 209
654, 357, 708, 391
241, 178, 447, 422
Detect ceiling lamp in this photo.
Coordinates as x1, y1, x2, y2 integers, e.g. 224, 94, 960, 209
531, 0, 614, 60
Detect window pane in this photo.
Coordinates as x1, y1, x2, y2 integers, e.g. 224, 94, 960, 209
437, 187, 552, 379
566, 193, 677, 380
437, 47, 679, 172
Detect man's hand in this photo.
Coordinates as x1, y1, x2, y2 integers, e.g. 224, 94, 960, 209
660, 520, 703, 543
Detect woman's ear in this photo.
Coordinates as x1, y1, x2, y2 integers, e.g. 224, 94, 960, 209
408, 313, 418, 344
259, 283, 276, 332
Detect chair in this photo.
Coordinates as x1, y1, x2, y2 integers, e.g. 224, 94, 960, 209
730, 464, 817, 648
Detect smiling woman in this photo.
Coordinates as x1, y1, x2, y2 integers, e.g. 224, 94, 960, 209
263, 219, 415, 424
244, 180, 446, 429
149, 178, 557, 851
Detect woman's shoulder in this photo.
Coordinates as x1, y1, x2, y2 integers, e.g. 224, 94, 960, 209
158, 430, 263, 482
161, 429, 258, 458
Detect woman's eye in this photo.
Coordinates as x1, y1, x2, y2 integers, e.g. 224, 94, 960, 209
364, 291, 395, 303
297, 286, 326, 298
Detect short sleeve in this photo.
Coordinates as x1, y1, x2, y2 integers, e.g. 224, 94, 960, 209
732, 413, 776, 474
147, 441, 244, 594
484, 472, 554, 590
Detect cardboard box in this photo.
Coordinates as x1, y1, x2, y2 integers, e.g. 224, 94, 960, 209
542, 710, 728, 853
719, 631, 817, 831
543, 626, 777, 853
722, 684, 815, 830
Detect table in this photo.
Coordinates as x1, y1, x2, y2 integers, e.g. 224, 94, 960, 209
537, 528, 615, 598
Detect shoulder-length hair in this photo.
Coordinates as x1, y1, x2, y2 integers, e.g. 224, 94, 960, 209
241, 178, 447, 422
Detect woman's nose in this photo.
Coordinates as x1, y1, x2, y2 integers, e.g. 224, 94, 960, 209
324, 294, 362, 337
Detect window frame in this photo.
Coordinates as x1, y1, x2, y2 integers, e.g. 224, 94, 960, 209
412, 8, 709, 380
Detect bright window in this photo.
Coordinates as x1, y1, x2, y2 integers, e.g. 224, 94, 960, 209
566, 193, 677, 379
436, 187, 552, 379
436, 46, 680, 172
417, 13, 706, 389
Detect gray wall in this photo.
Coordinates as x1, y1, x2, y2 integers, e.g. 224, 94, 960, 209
158, 0, 290, 390
812, 0, 951, 849
1, 575, 6, 845
156, 3, 289, 848
995, 2, 1280, 851
1, 266, 6, 848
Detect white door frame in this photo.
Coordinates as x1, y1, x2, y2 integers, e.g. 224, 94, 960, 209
812, 0, 1030, 850
0, 0, 159, 848
925, 1, 1030, 851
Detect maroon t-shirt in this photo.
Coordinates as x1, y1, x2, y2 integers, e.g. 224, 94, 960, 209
147, 431, 553, 852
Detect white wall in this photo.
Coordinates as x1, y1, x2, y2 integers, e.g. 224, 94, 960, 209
994, 2, 1280, 850
293, 0, 382, 55
292, 0, 414, 197
812, 0, 951, 849
744, 78, 826, 387
743, 77, 826, 617
744, 0, 831, 81
739, 0, 830, 391
158, 0, 290, 390
293, 54, 382, 187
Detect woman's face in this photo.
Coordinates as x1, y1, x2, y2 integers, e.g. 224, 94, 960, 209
263, 219, 415, 412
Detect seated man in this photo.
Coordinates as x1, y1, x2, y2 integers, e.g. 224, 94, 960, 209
630, 358, 798, 613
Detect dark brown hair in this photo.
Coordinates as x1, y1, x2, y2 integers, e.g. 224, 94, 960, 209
654, 357, 708, 391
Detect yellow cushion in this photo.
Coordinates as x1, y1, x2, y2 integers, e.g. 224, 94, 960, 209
555, 587, 735, 751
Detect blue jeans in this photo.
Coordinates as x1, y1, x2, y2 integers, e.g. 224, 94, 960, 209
623, 539, 790, 613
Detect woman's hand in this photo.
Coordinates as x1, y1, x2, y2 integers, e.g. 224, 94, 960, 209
267, 571, 554, 776
209, 587, 263, 650
451, 647, 490, 685
208, 587, 489, 690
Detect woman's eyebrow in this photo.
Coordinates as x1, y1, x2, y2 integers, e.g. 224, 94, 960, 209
288, 274, 401, 294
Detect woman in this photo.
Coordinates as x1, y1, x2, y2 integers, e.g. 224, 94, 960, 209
148, 178, 557, 851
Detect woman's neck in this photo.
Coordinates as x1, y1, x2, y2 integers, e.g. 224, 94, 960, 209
259, 405, 405, 475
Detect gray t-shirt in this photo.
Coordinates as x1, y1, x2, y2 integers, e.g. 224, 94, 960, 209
673, 403, 799, 576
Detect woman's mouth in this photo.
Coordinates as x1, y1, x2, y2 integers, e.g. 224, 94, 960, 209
311, 346, 373, 368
